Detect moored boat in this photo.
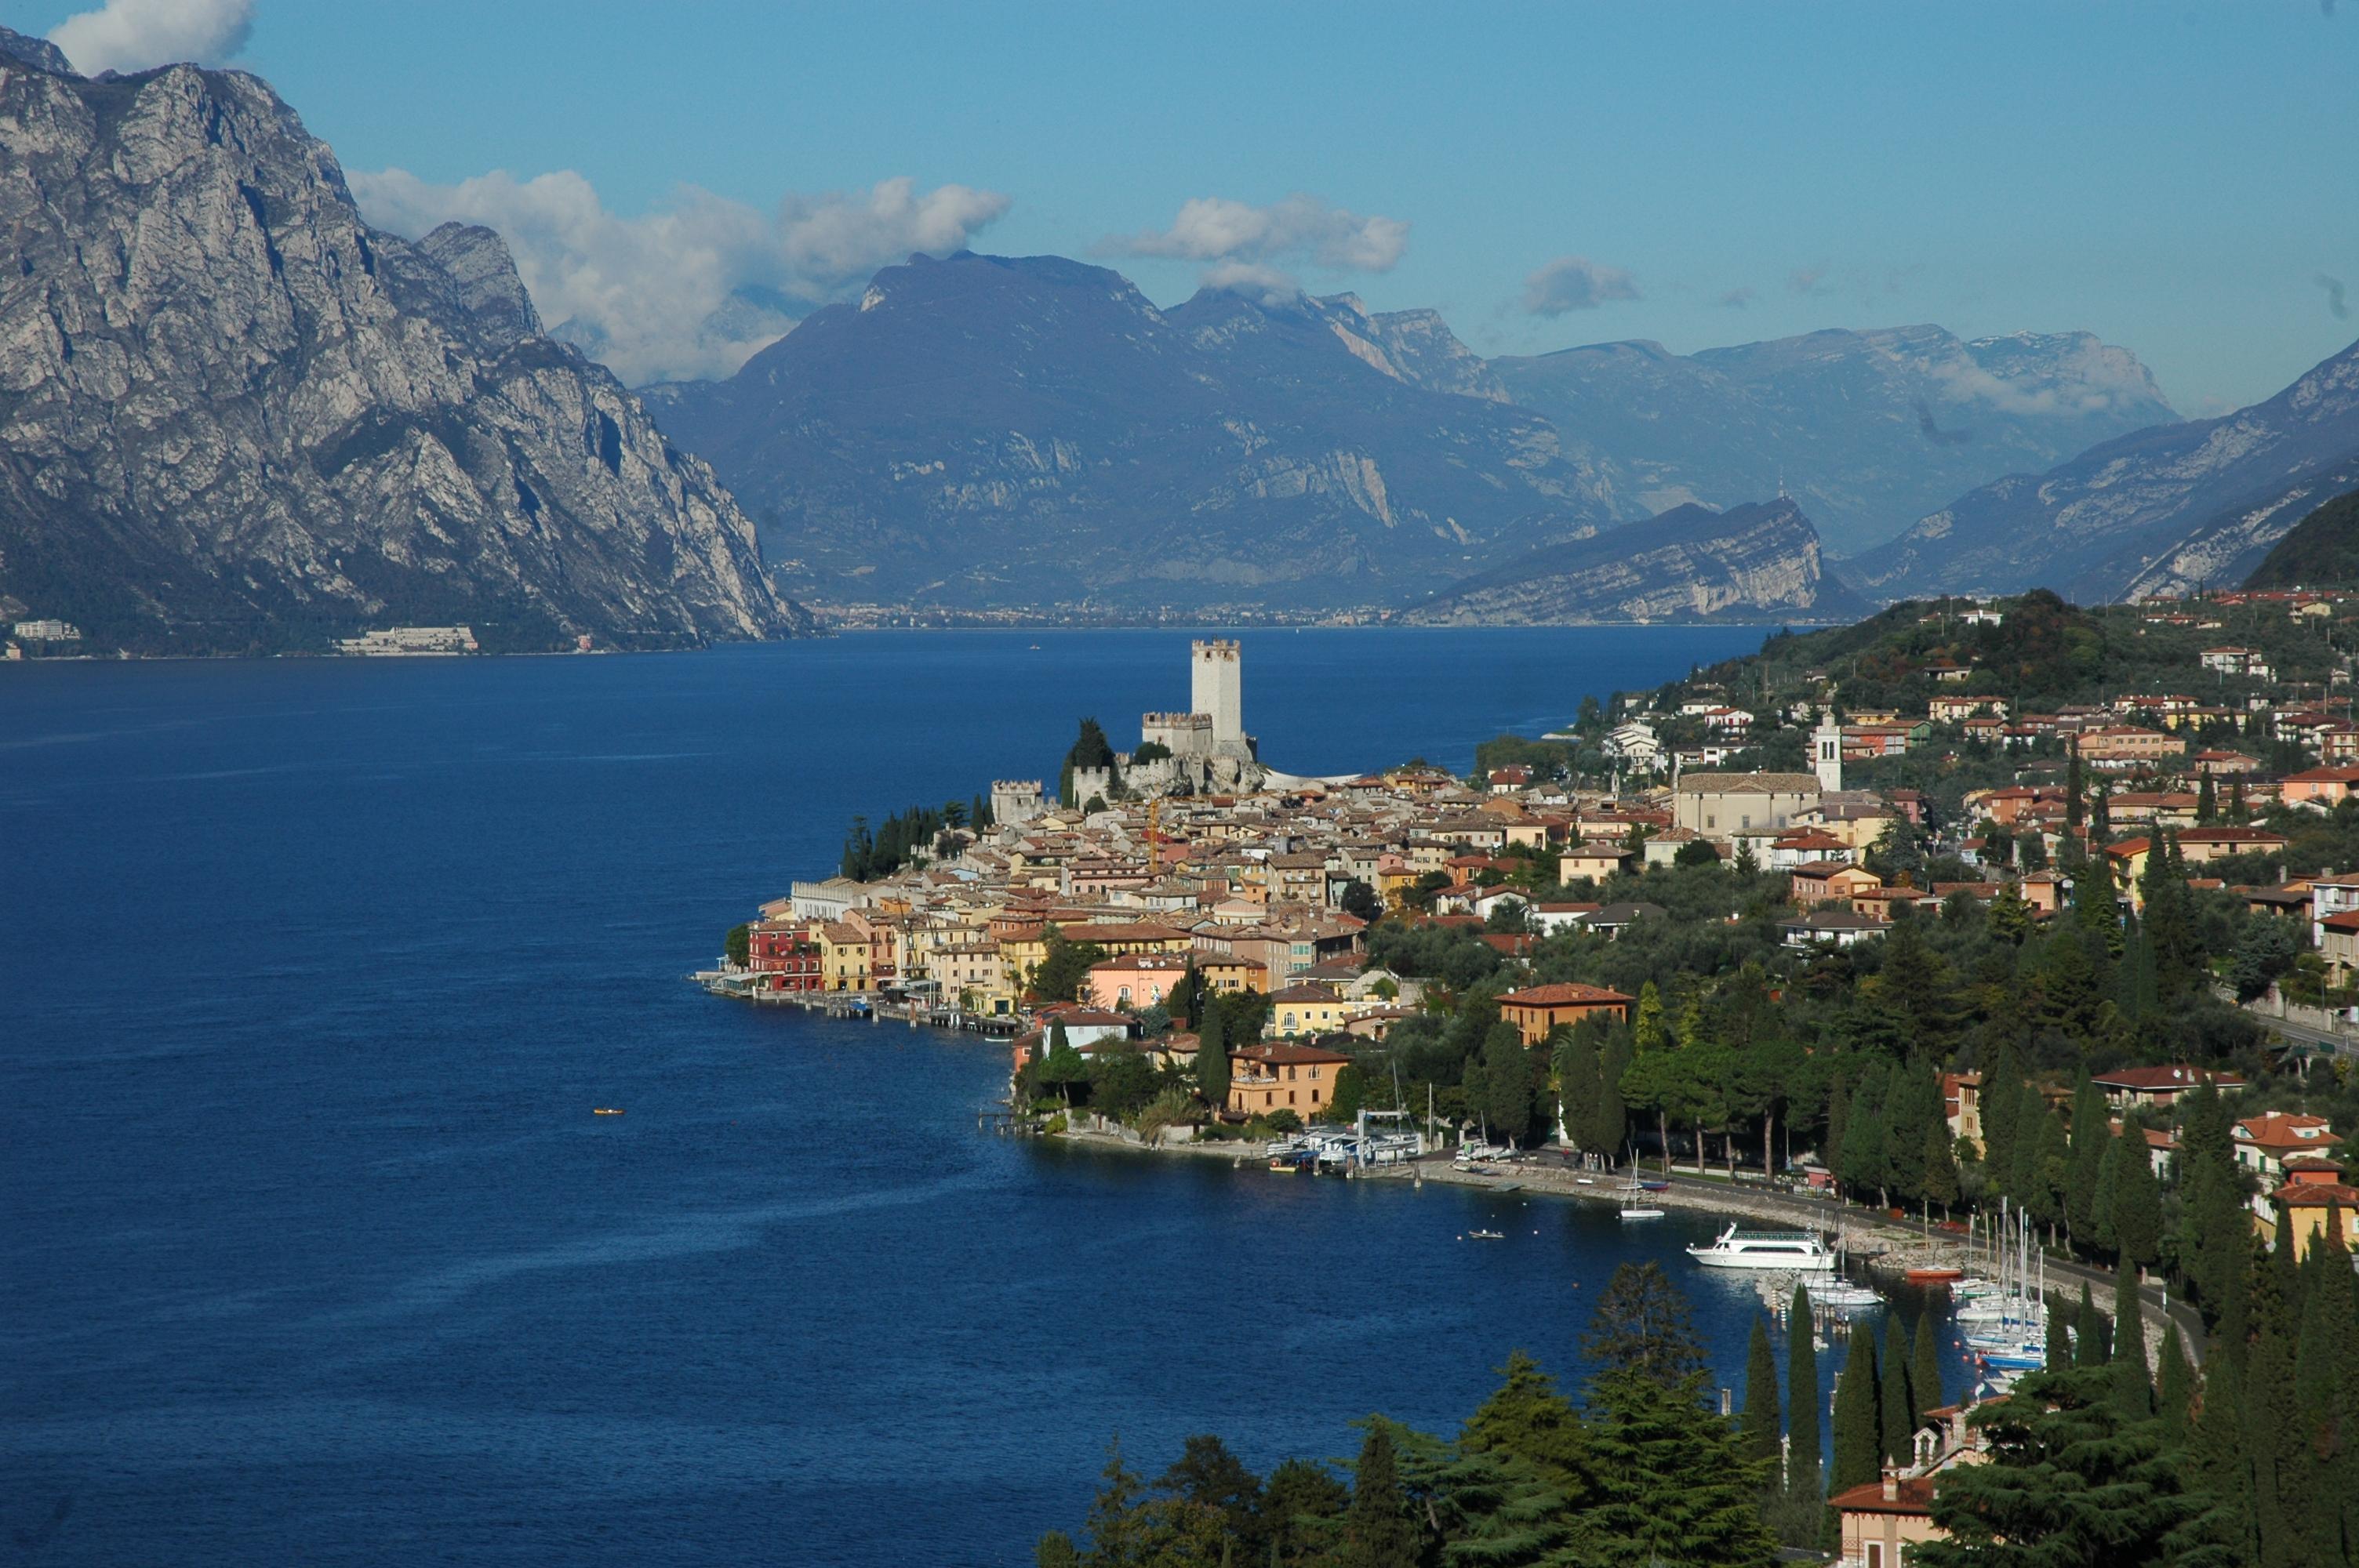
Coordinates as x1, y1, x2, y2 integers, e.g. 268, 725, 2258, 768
1685, 1223, 1837, 1271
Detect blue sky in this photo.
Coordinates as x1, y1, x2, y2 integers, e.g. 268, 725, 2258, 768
13, 0, 2358, 406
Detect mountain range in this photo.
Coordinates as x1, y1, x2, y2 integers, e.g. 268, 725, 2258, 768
642, 250, 2209, 616
1398, 497, 1867, 626
1490, 326, 2178, 557
11, 25, 2352, 641
1850, 336, 2359, 602
0, 30, 805, 654
642, 254, 1620, 611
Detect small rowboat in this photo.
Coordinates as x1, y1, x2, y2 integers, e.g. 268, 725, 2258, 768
1906, 1266, 1965, 1283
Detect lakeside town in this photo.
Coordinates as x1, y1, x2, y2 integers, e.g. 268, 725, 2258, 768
707, 590, 2359, 1568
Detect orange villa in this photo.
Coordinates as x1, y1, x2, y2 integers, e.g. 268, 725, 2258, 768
1496, 982, 1636, 1045
1227, 1042, 1352, 1118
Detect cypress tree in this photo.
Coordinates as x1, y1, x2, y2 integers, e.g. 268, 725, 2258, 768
1195, 1004, 1229, 1111
1880, 1314, 1914, 1465
1557, 1024, 1602, 1152
2197, 773, 2217, 822
2156, 1323, 2194, 1446
1830, 1338, 1882, 1497
2245, 1324, 2309, 1568
2046, 1292, 2075, 1371
2111, 1114, 2164, 1270
1787, 1283, 1823, 1521
2074, 1282, 2110, 1367
2091, 1131, 2123, 1254
2111, 1257, 2152, 1417
1742, 1315, 1782, 1467
1911, 1312, 1943, 1432
1340, 1424, 1417, 1568
2065, 1073, 2110, 1245
1980, 1045, 2022, 1185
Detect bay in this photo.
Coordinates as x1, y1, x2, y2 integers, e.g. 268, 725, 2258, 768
3, 627, 1945, 1566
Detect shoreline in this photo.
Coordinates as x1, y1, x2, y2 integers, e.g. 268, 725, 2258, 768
1034, 1126, 2186, 1363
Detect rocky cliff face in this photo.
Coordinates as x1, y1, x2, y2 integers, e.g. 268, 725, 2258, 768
1850, 336, 2359, 603
642, 252, 1615, 611
0, 34, 804, 652
1490, 325, 2179, 556
1399, 498, 1865, 625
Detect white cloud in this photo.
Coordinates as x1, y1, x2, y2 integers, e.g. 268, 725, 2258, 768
1198, 261, 1302, 307
49, 0, 251, 74
349, 169, 1012, 384
1104, 194, 1409, 275
1518, 255, 1640, 316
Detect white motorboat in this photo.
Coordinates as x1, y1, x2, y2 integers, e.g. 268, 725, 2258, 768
1686, 1224, 1837, 1271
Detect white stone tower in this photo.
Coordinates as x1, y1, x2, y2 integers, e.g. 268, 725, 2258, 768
1812, 712, 1843, 793
1191, 639, 1244, 750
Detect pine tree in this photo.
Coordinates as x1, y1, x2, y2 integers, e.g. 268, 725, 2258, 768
1881, 1314, 1915, 1465
1339, 1424, 1418, 1568
1911, 1313, 1943, 1434
2111, 1257, 2152, 1417
1580, 1365, 1782, 1568
1917, 1367, 2219, 1568
1742, 1316, 1782, 1468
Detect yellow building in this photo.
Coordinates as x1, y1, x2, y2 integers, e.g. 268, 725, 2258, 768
1266, 985, 1351, 1037
819, 922, 872, 991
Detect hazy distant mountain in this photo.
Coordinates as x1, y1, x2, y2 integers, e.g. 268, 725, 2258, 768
1850, 337, 2359, 602
1398, 498, 1867, 625
644, 252, 1616, 610
0, 31, 804, 653
2242, 485, 2359, 590
1489, 325, 2178, 556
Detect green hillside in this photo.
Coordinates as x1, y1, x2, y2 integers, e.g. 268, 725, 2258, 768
2245, 485, 2359, 588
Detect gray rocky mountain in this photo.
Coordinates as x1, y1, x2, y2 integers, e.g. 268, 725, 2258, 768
1489, 326, 2178, 556
1850, 336, 2359, 602
0, 33, 803, 653
642, 252, 1616, 611
1398, 498, 1866, 626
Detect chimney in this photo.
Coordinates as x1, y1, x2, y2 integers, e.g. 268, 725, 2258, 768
1881, 1467, 1899, 1502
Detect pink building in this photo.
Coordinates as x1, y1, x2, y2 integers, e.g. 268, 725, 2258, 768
1085, 953, 1193, 1012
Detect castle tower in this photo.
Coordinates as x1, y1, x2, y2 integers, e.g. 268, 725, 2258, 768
1812, 712, 1843, 793
1191, 639, 1243, 748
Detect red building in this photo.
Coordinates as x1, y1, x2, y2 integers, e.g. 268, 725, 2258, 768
747, 918, 823, 992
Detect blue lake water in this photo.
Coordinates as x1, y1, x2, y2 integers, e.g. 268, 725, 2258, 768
3, 627, 1959, 1565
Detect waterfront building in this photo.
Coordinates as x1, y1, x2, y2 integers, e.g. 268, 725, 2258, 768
1226, 1042, 1351, 1118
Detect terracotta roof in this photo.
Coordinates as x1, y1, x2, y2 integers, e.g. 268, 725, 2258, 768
1499, 983, 1636, 1007
1232, 1042, 1354, 1065
2277, 1181, 2359, 1207
1829, 1475, 1937, 1516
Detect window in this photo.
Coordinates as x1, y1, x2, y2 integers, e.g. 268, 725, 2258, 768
1866, 1544, 1883, 1568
